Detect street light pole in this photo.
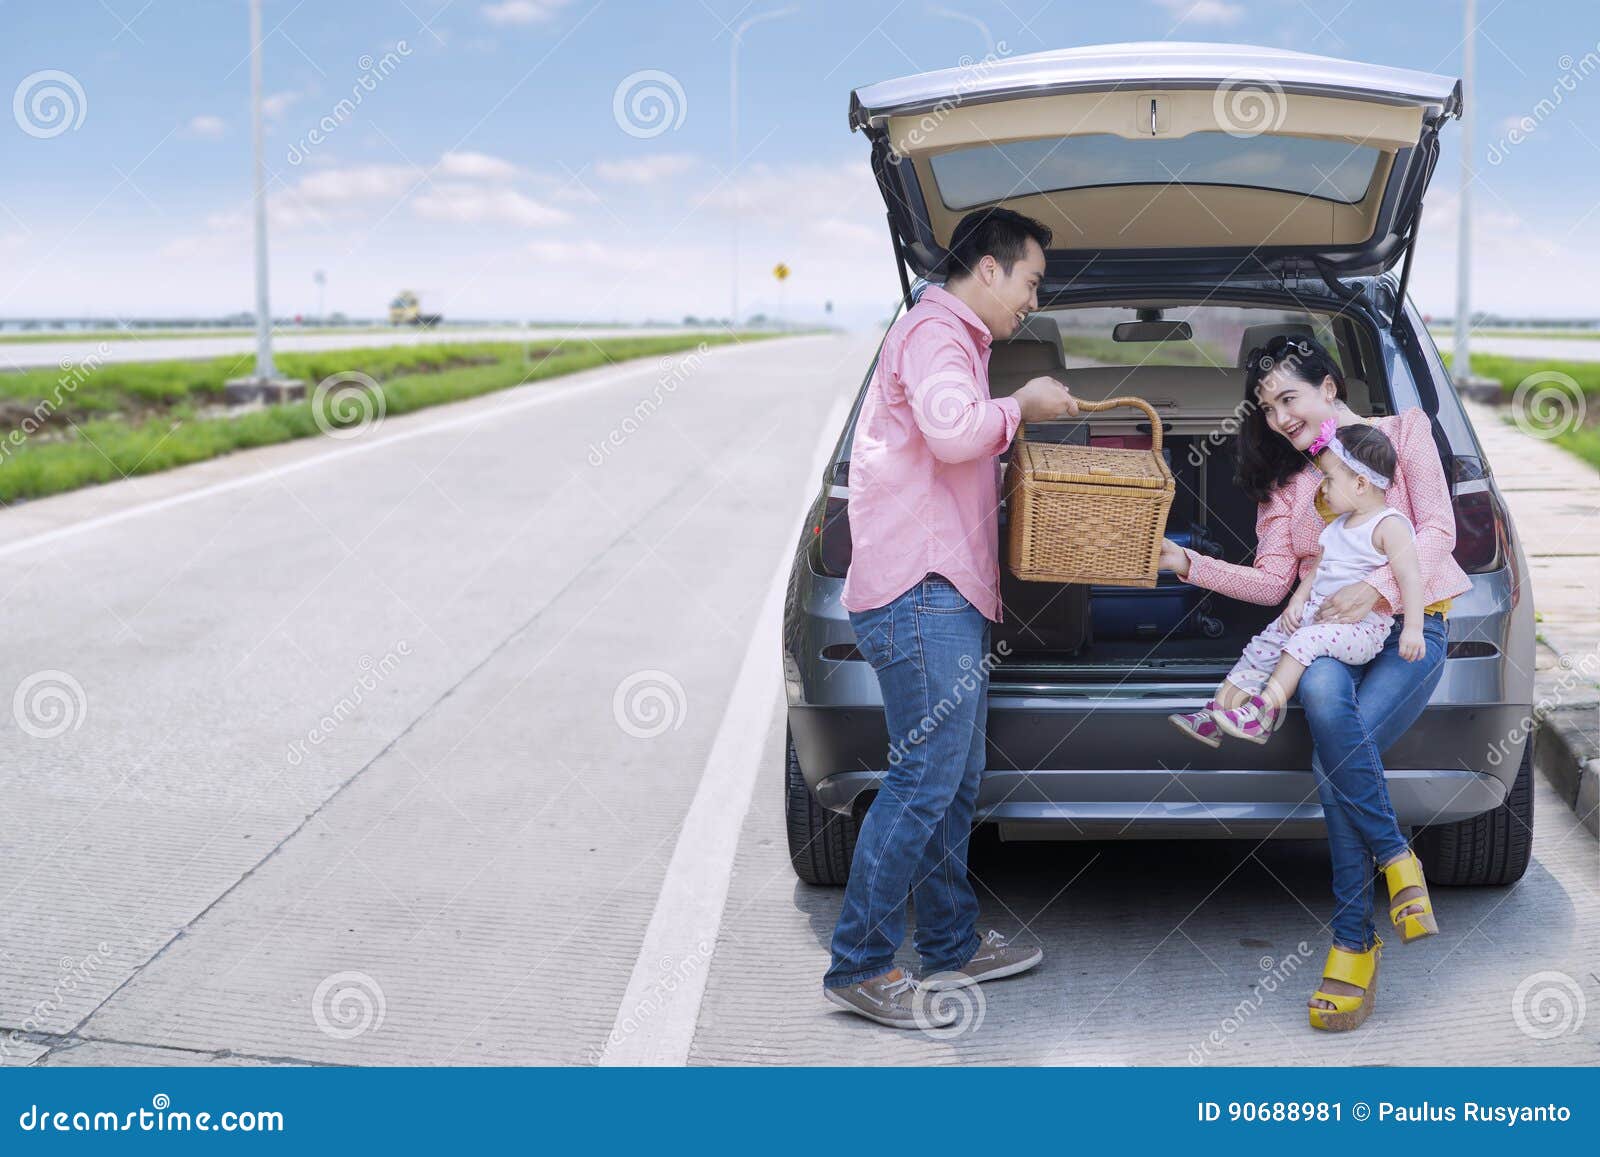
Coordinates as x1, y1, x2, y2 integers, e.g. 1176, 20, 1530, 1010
251, 0, 274, 379
1454, 0, 1475, 380
729, 7, 796, 331
226, 0, 302, 402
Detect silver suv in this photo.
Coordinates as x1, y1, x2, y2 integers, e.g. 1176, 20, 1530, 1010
783, 43, 1534, 888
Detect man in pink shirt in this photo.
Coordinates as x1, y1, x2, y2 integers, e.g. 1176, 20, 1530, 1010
823, 208, 1078, 1028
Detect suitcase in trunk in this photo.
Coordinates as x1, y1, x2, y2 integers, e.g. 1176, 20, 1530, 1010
1089, 523, 1225, 640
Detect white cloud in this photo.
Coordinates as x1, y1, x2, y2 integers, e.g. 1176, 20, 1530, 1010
185, 114, 226, 139
49, 154, 907, 325
701, 161, 884, 233
481, 0, 571, 25
413, 183, 568, 226
811, 217, 880, 247
526, 239, 625, 262
1405, 191, 1600, 318
169, 152, 574, 250
593, 154, 697, 183
435, 151, 520, 180
544, 180, 604, 204
1152, 0, 1245, 25
294, 163, 420, 208
261, 91, 302, 120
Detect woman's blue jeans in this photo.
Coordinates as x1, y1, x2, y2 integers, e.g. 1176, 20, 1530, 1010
825, 574, 989, 989
1295, 611, 1450, 952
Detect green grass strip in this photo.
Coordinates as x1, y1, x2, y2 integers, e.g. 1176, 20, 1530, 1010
0, 333, 762, 503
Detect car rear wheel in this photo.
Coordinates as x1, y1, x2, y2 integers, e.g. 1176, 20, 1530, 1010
1414, 739, 1534, 886
785, 728, 859, 886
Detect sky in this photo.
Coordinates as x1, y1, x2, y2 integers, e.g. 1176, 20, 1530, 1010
1, 0, 1598, 329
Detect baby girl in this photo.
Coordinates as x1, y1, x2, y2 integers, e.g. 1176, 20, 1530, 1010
1171, 418, 1426, 745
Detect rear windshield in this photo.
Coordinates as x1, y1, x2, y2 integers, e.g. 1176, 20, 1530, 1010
928, 132, 1381, 210
1037, 304, 1353, 373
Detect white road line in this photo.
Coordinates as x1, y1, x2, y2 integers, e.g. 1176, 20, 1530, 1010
598, 386, 852, 1066
0, 337, 820, 562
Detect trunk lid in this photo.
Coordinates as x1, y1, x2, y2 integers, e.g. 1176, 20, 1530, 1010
850, 42, 1460, 285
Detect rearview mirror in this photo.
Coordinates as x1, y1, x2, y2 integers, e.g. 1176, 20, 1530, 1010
1112, 321, 1193, 343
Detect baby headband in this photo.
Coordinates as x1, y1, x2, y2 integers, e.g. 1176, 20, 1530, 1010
1307, 417, 1391, 490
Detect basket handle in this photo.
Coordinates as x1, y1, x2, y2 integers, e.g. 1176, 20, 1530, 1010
1015, 395, 1164, 453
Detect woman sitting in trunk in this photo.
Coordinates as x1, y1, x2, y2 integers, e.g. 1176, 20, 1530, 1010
1156, 333, 1472, 1033
1174, 420, 1427, 745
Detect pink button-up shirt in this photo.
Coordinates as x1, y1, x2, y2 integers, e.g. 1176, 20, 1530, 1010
840, 284, 1022, 623
1182, 407, 1472, 615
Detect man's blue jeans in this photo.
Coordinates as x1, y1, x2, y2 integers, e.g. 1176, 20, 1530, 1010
1295, 611, 1450, 952
824, 574, 990, 989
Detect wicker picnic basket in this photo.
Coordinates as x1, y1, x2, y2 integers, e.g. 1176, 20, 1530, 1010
1004, 396, 1175, 588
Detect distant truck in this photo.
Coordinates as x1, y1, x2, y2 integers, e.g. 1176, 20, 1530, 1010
388, 290, 442, 327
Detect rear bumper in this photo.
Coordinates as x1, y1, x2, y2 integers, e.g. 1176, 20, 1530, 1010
810, 766, 1507, 837
789, 700, 1527, 834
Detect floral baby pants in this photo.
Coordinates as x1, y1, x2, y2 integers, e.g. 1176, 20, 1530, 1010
1226, 591, 1394, 696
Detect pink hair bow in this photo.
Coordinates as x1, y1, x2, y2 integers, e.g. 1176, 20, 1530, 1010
1306, 416, 1338, 455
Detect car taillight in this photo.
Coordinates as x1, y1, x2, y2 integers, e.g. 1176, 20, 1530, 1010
1450, 456, 1508, 575
813, 461, 852, 577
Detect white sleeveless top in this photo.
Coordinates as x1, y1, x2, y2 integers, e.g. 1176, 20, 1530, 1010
1311, 507, 1413, 604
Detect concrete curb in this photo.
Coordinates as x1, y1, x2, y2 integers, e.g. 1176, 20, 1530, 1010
1534, 703, 1599, 839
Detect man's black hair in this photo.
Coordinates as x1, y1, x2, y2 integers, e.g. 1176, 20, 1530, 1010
936, 207, 1052, 281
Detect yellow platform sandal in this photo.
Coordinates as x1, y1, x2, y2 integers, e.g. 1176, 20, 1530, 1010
1383, 850, 1439, 944
1308, 939, 1382, 1032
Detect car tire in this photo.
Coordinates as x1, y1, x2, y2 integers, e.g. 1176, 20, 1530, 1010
785, 728, 859, 886
1413, 738, 1534, 886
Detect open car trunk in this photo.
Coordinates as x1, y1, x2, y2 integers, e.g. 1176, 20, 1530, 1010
973, 300, 1396, 685
991, 424, 1266, 685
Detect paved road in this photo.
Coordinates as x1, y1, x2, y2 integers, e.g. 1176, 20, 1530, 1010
0, 333, 1593, 1067
0, 326, 742, 371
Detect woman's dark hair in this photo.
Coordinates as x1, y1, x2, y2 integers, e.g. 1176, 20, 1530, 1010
936, 207, 1052, 281
1320, 423, 1397, 485
1232, 332, 1347, 504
